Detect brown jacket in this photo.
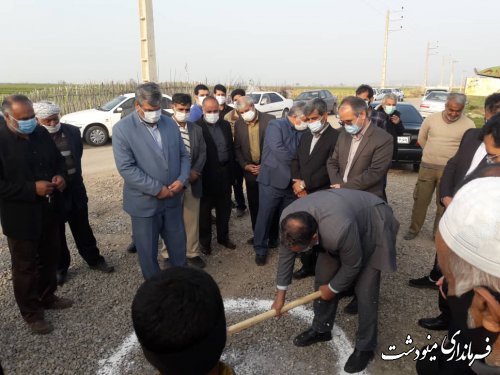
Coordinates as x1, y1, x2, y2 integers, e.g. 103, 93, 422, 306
327, 124, 393, 199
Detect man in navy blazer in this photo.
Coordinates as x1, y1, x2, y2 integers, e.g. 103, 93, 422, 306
253, 103, 308, 265
34, 101, 114, 286
113, 83, 191, 279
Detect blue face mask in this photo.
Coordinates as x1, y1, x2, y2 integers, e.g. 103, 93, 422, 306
13, 117, 37, 134
344, 124, 361, 135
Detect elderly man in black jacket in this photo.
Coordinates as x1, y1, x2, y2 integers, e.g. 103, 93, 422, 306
0, 95, 73, 334
290, 99, 339, 280
34, 102, 114, 285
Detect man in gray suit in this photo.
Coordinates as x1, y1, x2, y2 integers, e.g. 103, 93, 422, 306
162, 93, 207, 268
327, 96, 393, 201
113, 83, 191, 279
272, 189, 399, 373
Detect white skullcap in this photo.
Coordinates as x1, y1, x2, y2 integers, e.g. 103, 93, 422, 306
33, 101, 60, 119
439, 177, 500, 278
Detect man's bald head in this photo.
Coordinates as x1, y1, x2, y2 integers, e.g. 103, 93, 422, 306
280, 212, 318, 252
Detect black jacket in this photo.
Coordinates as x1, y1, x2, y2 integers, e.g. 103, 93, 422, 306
374, 107, 404, 159
291, 125, 339, 193
439, 128, 485, 199
196, 118, 235, 195
0, 125, 66, 240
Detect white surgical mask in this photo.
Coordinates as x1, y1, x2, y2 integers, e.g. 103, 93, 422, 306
43, 123, 61, 134
205, 113, 219, 124
197, 96, 207, 106
384, 105, 396, 115
216, 95, 226, 105
308, 120, 324, 133
142, 109, 161, 124
241, 110, 256, 122
295, 122, 308, 131
174, 110, 189, 123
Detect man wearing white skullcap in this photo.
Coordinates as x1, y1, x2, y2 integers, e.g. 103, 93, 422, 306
417, 171, 500, 374
34, 102, 114, 285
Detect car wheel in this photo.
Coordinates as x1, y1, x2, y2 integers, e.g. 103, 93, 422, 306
331, 103, 338, 115
84, 125, 108, 146
413, 163, 420, 172
281, 108, 289, 118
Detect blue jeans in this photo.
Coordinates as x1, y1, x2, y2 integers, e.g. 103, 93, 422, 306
131, 205, 186, 279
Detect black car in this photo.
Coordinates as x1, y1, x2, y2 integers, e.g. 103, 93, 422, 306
371, 102, 423, 170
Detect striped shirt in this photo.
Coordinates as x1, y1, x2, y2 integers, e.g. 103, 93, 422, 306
176, 122, 191, 153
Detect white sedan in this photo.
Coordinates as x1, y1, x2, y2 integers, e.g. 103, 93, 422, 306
61, 93, 173, 146
247, 91, 294, 118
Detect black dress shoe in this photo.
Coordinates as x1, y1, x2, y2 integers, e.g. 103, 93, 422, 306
293, 328, 332, 347
126, 242, 137, 253
344, 349, 374, 373
247, 237, 254, 245
268, 238, 279, 249
418, 314, 449, 331
200, 246, 212, 256
56, 271, 67, 286
344, 296, 358, 315
89, 259, 115, 273
409, 276, 438, 290
188, 256, 206, 269
292, 268, 313, 280
218, 239, 236, 249
255, 254, 267, 266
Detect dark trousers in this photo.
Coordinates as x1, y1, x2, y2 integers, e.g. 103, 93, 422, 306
429, 254, 443, 281
200, 188, 232, 248
253, 183, 294, 256
298, 244, 321, 274
245, 174, 279, 240
58, 203, 104, 273
312, 251, 380, 351
233, 164, 246, 210
438, 279, 451, 320
7, 206, 60, 323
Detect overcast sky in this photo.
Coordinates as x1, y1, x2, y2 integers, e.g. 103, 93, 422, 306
1, 0, 497, 87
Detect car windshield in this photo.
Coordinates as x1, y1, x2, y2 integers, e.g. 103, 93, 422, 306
381, 89, 392, 94
297, 92, 319, 100
426, 92, 449, 101
98, 96, 127, 111
397, 105, 422, 123
248, 94, 261, 104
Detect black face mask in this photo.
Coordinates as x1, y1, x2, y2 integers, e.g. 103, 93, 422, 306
447, 291, 498, 355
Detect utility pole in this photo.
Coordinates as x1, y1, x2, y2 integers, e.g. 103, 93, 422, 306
422, 41, 439, 89
449, 59, 458, 92
440, 55, 447, 87
138, 0, 158, 83
380, 7, 403, 88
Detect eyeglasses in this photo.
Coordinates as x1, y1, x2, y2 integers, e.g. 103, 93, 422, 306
338, 115, 360, 127
486, 153, 500, 164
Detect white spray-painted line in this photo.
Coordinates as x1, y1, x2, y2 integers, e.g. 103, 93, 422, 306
96, 298, 370, 375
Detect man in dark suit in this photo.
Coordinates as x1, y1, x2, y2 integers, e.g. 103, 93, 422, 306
113, 83, 191, 279
252, 103, 309, 265
290, 98, 339, 279
33, 102, 114, 285
327, 96, 393, 201
416, 93, 500, 332
272, 189, 399, 373
0, 95, 73, 334
197, 96, 236, 254
234, 96, 276, 242
160, 93, 207, 268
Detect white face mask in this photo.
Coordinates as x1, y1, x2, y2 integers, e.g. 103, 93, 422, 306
308, 119, 324, 133
205, 113, 219, 124
43, 122, 61, 134
216, 95, 226, 105
384, 105, 396, 115
295, 122, 308, 131
142, 109, 161, 124
197, 96, 207, 106
241, 110, 256, 122
174, 110, 189, 123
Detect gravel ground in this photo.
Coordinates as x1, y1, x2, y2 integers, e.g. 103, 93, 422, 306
0, 150, 445, 375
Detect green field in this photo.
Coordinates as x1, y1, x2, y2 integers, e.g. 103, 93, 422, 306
0, 83, 59, 95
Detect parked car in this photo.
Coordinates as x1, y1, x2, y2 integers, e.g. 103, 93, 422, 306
374, 88, 404, 101
422, 88, 449, 97
419, 91, 449, 118
370, 102, 423, 171
60, 93, 173, 146
294, 89, 338, 114
247, 91, 294, 118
